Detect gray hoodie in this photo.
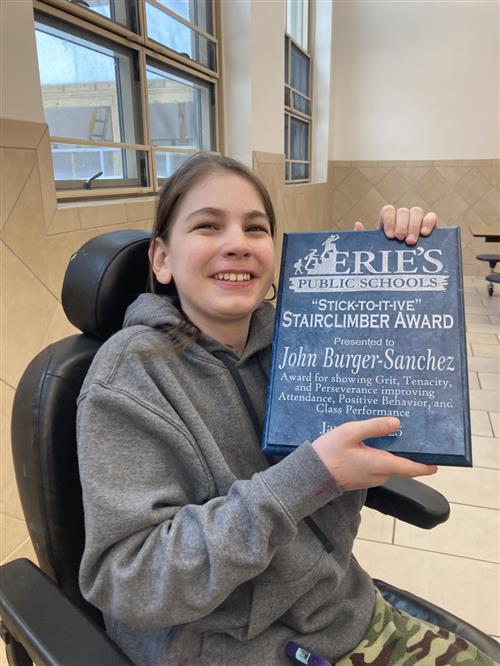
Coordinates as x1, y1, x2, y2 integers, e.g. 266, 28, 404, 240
77, 294, 375, 665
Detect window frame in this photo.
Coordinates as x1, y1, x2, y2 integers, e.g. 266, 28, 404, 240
34, 0, 220, 199
284, 1, 312, 185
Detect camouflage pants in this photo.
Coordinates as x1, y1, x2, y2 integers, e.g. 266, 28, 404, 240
335, 589, 499, 666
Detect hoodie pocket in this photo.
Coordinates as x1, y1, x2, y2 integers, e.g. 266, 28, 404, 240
200, 631, 226, 666
255, 519, 325, 584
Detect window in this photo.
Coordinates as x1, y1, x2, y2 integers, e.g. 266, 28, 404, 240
284, 0, 311, 183
34, 0, 218, 196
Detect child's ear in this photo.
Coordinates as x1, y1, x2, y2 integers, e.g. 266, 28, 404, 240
149, 237, 172, 285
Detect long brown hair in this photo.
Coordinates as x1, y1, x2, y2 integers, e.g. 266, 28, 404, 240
149, 152, 277, 346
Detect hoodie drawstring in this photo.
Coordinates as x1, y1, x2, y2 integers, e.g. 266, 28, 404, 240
212, 351, 333, 554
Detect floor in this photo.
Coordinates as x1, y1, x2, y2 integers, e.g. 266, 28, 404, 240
1, 276, 499, 663
355, 275, 500, 642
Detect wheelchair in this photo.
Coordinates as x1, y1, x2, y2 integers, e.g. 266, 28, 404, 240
1, 230, 499, 666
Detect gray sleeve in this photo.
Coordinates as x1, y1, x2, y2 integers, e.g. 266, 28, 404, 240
77, 383, 342, 629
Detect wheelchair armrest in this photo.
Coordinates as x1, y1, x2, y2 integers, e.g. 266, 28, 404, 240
0, 559, 133, 666
365, 476, 450, 529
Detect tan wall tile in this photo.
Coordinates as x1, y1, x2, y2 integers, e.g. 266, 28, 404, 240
435, 165, 472, 187
48, 206, 81, 235
1, 167, 52, 291
394, 188, 429, 213
253, 151, 284, 164
339, 169, 372, 204
1, 381, 23, 520
472, 188, 500, 225
396, 166, 431, 185
0, 148, 36, 230
455, 167, 491, 206
358, 166, 393, 187
0, 536, 38, 566
78, 202, 128, 229
330, 166, 354, 187
0, 118, 46, 150
375, 169, 411, 203
330, 188, 352, 224
36, 130, 57, 229
126, 199, 156, 223
413, 167, 450, 204
39, 302, 80, 351
432, 190, 468, 222
1, 243, 58, 387
479, 165, 500, 188
0, 513, 29, 561
348, 187, 385, 226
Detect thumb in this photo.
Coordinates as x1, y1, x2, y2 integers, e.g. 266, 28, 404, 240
340, 416, 400, 443
353, 221, 365, 231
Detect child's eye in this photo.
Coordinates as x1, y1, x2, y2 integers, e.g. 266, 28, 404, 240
247, 224, 270, 233
194, 222, 218, 230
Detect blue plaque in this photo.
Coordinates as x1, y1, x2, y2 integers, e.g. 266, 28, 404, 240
262, 228, 472, 466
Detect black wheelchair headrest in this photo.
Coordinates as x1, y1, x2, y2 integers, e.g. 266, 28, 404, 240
61, 229, 152, 341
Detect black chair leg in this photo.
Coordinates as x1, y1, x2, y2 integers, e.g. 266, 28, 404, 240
1, 630, 33, 666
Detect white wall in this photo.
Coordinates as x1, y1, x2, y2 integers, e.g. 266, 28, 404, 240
221, 0, 285, 166
330, 0, 500, 161
0, 0, 44, 123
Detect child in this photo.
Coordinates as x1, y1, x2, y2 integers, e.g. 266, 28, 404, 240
77, 154, 494, 665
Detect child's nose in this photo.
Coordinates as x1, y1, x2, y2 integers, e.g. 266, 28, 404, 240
221, 227, 251, 256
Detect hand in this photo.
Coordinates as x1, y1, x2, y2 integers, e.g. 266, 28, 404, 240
354, 205, 438, 245
311, 417, 437, 491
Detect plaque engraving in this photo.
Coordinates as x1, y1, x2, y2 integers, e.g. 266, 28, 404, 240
262, 228, 472, 466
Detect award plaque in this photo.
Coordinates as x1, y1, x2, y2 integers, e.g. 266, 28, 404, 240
262, 228, 472, 466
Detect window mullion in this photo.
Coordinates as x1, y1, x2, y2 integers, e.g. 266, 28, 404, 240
146, 0, 217, 43
138, 46, 156, 191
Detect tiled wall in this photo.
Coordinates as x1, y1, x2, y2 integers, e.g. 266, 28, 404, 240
253, 152, 500, 277
328, 160, 500, 277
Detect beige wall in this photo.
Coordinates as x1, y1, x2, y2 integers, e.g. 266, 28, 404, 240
330, 0, 500, 161
221, 0, 286, 165
0, 0, 44, 123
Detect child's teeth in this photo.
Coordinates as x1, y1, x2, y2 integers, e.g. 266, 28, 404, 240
215, 273, 250, 281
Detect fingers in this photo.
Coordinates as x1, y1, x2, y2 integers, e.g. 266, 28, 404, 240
377, 451, 438, 479
337, 416, 400, 442
421, 211, 438, 236
354, 221, 365, 231
378, 205, 438, 243
378, 205, 396, 237
405, 207, 424, 245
